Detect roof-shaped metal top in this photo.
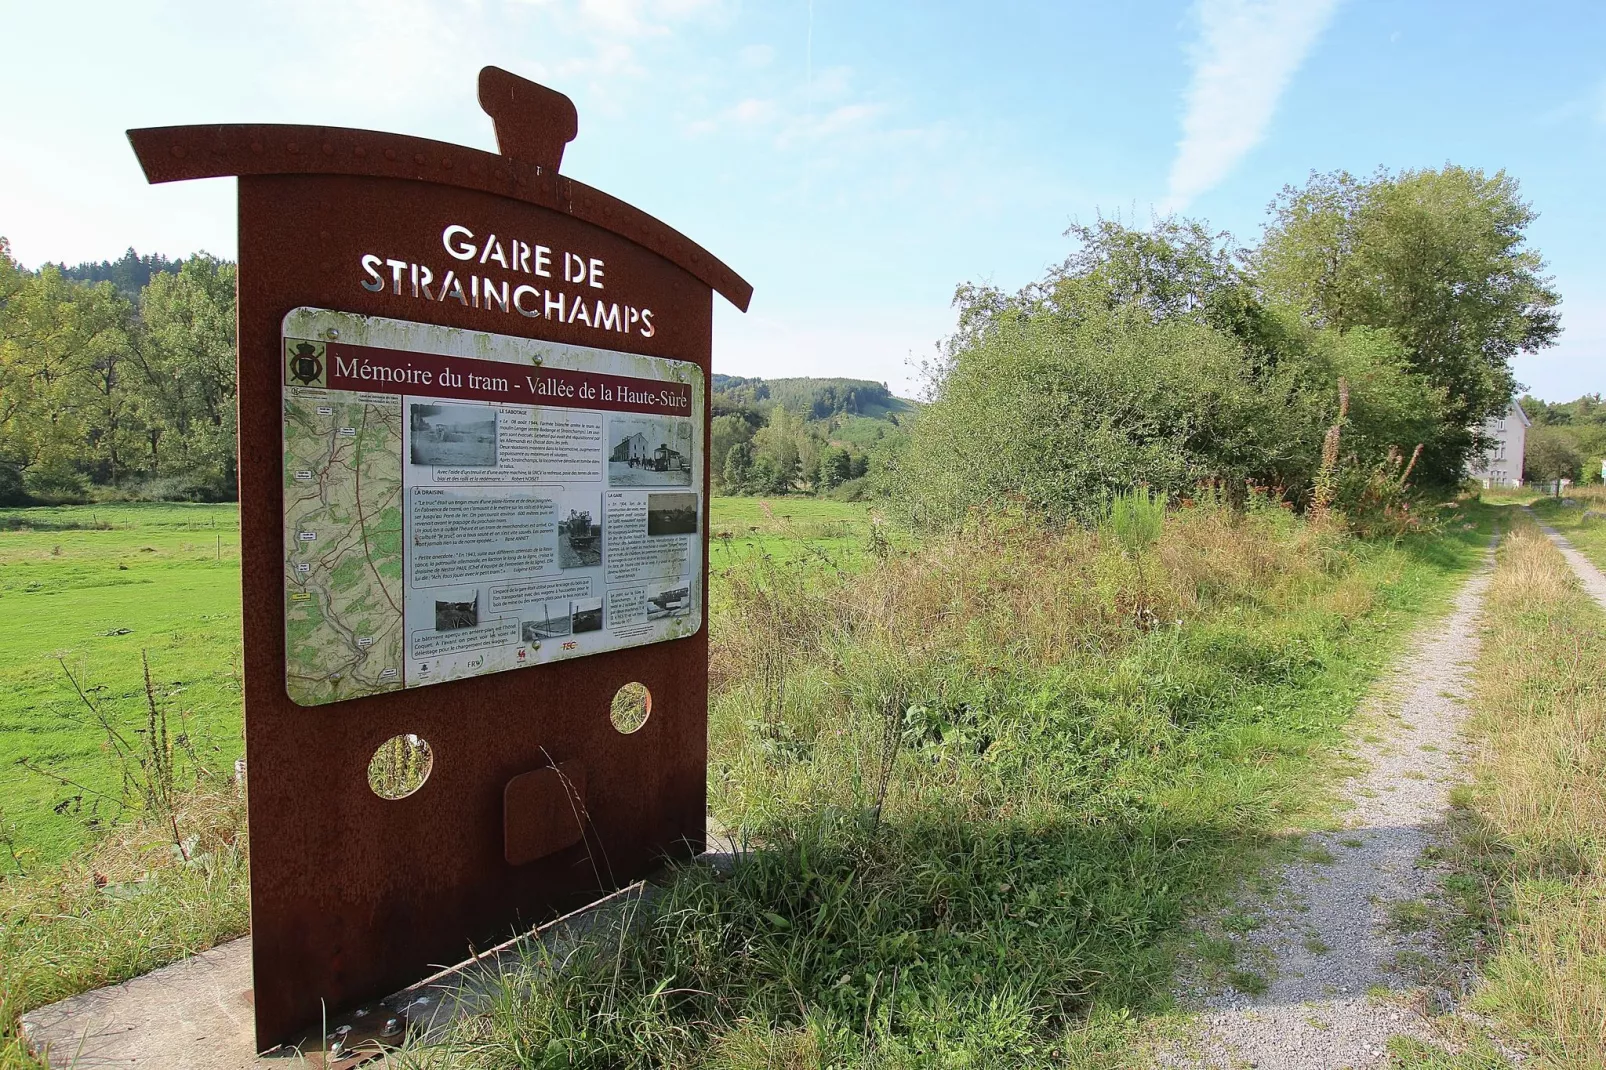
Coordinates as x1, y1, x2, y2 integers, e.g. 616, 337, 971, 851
127, 66, 751, 313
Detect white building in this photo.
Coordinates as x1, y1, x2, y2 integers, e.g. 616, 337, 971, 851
1467, 399, 1529, 489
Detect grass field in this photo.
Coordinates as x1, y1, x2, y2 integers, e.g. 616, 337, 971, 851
0, 496, 870, 868
0, 503, 244, 868
0, 494, 1509, 1068
707, 495, 886, 571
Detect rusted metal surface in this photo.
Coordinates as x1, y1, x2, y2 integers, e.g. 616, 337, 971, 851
504, 761, 588, 866
127, 69, 744, 1050
126, 114, 751, 313
478, 65, 578, 171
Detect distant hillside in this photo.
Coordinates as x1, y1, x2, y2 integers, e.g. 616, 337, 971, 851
708, 374, 914, 498
712, 374, 915, 422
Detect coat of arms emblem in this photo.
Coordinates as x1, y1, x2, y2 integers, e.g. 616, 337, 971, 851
285, 340, 326, 387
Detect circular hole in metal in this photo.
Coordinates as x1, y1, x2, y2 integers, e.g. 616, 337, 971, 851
367, 733, 434, 799
610, 683, 651, 734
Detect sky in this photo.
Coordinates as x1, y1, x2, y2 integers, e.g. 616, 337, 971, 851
3, 0, 1603, 401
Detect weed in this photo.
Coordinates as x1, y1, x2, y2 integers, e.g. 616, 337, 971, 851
1301, 844, 1337, 865
1388, 900, 1432, 933
1226, 969, 1269, 996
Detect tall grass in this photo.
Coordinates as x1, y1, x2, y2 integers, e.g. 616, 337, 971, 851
0, 497, 1488, 1068
0, 679, 250, 1066
1452, 517, 1606, 1065
1531, 484, 1606, 573
411, 497, 1484, 1068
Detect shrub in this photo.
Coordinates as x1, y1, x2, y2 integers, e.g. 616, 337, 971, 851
22, 462, 90, 504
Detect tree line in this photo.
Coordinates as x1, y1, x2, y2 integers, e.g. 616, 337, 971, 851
0, 164, 1579, 516
884, 165, 1565, 527
0, 243, 237, 504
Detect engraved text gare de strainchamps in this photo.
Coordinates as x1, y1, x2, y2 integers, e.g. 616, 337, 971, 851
359, 223, 658, 338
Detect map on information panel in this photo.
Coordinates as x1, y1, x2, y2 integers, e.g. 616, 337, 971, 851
282, 308, 704, 707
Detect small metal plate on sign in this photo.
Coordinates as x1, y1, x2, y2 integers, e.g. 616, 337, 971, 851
504, 762, 587, 866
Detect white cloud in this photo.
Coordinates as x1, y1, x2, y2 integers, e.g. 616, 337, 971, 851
738, 43, 775, 68
1540, 78, 1606, 128
731, 98, 777, 124
1163, 0, 1341, 211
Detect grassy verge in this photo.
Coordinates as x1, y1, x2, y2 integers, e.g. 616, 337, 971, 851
0, 782, 250, 1069
1421, 515, 1606, 1067
403, 498, 1492, 1068
1529, 484, 1606, 571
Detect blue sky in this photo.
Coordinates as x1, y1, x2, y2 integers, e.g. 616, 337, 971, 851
4, 1, 1602, 400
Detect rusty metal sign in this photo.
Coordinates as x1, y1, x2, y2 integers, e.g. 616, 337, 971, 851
128, 66, 750, 1051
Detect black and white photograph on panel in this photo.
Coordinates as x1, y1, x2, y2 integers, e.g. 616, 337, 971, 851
521, 600, 572, 641
571, 596, 604, 634
557, 492, 602, 569
409, 402, 498, 467
645, 583, 692, 621
647, 492, 699, 537
434, 589, 480, 631
606, 414, 693, 487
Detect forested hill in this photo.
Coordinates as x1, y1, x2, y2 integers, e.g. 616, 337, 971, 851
708, 374, 915, 498
712, 375, 914, 422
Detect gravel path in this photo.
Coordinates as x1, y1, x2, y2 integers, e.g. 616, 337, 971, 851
1161, 543, 1497, 1069
1526, 506, 1606, 609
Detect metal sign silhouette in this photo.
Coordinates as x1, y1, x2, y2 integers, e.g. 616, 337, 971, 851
129, 66, 749, 1050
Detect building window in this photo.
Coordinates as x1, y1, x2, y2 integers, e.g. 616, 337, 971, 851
1497, 418, 1506, 431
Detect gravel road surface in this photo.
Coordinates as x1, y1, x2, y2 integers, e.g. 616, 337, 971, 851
1161, 544, 1497, 1068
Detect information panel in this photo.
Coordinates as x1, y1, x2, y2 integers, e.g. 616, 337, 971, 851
281, 308, 704, 707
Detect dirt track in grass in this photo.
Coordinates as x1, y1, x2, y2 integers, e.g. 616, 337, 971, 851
1161, 539, 1501, 1069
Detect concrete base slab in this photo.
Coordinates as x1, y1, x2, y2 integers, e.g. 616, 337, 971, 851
20, 937, 260, 1069
21, 822, 746, 1068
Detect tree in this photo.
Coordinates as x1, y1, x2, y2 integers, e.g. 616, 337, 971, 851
752, 406, 801, 491
1258, 166, 1561, 484
722, 439, 753, 490
135, 255, 237, 493
1526, 425, 1583, 491
947, 216, 1285, 363
744, 453, 787, 495
710, 413, 755, 491
0, 267, 134, 491
1520, 394, 1606, 483
896, 303, 1313, 526
816, 446, 852, 491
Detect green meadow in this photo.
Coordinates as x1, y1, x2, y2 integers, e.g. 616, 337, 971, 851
0, 504, 244, 868
0, 497, 870, 868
